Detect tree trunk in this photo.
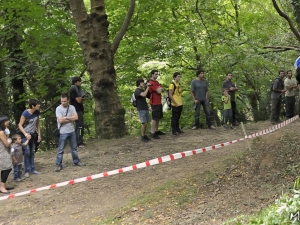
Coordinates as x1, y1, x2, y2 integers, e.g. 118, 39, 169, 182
69, 0, 126, 139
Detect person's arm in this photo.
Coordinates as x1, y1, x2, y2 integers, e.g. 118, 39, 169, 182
273, 80, 286, 93
36, 114, 41, 142
70, 88, 83, 104
191, 81, 198, 103
169, 84, 178, 106
0, 131, 11, 148
140, 86, 150, 97
18, 115, 30, 139
229, 86, 238, 92
22, 139, 30, 146
223, 95, 229, 104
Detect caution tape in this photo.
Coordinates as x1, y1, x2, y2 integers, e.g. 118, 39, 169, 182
0, 115, 298, 201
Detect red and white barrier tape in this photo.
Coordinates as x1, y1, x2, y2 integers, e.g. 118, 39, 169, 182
0, 115, 298, 201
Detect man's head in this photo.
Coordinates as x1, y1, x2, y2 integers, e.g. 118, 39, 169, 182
287, 70, 292, 79
226, 72, 233, 81
60, 93, 69, 107
136, 78, 145, 87
196, 69, 205, 78
28, 99, 41, 110
173, 72, 181, 82
150, 70, 159, 80
72, 77, 82, 86
278, 70, 285, 79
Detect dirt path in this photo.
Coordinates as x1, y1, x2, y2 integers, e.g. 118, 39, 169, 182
0, 119, 298, 225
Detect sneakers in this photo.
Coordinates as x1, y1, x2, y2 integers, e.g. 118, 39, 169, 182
223, 125, 228, 131
172, 132, 179, 136
15, 178, 22, 182
24, 172, 30, 178
230, 126, 236, 130
55, 165, 62, 172
191, 126, 198, 130
31, 170, 41, 175
155, 130, 166, 135
233, 122, 240, 126
150, 133, 160, 139
209, 125, 216, 130
74, 162, 86, 166
141, 135, 151, 142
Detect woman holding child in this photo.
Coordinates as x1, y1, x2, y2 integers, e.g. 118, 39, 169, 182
0, 115, 13, 194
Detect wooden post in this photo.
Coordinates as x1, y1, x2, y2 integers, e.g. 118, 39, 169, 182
241, 122, 252, 151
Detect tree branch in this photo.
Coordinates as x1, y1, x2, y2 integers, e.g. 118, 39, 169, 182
272, 0, 300, 42
111, 0, 136, 55
263, 45, 300, 51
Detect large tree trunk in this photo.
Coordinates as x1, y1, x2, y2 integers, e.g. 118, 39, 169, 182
69, 0, 127, 139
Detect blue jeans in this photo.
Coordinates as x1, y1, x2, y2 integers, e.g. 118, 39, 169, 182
194, 100, 212, 128
13, 164, 22, 179
22, 137, 36, 173
56, 131, 80, 166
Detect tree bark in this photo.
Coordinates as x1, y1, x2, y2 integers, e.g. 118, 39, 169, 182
69, 0, 129, 139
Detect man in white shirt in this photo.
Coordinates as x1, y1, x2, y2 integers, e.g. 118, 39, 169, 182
284, 70, 297, 118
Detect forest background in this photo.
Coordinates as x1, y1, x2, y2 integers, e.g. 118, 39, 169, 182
1, 0, 300, 150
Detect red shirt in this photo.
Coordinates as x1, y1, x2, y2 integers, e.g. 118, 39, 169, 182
148, 79, 162, 105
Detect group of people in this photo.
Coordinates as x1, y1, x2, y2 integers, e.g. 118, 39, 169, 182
271, 70, 299, 124
0, 77, 87, 194
133, 69, 240, 142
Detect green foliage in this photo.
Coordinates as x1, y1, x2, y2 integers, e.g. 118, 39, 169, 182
223, 189, 300, 225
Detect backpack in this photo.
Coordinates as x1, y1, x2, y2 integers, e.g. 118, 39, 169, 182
165, 82, 178, 110
130, 93, 137, 107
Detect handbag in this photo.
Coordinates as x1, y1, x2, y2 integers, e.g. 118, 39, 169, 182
53, 106, 69, 138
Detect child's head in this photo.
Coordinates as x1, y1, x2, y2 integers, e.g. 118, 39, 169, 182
11, 134, 22, 144
223, 88, 229, 95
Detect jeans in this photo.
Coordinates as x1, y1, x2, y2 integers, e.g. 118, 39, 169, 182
223, 109, 233, 124
56, 131, 80, 166
194, 100, 212, 128
171, 105, 183, 133
13, 164, 22, 179
75, 111, 84, 146
271, 97, 282, 122
22, 136, 36, 173
285, 96, 295, 118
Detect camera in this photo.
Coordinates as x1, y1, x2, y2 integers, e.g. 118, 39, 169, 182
146, 83, 152, 87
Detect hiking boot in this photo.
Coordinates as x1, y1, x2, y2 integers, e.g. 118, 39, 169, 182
223, 125, 228, 131
150, 133, 160, 139
55, 165, 62, 172
172, 132, 179, 136
155, 130, 166, 135
233, 122, 239, 126
209, 125, 216, 130
141, 136, 149, 142
230, 126, 236, 130
178, 130, 184, 134
24, 172, 30, 178
74, 162, 86, 166
144, 135, 151, 141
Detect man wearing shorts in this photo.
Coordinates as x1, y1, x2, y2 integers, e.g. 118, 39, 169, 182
148, 70, 165, 139
134, 78, 152, 142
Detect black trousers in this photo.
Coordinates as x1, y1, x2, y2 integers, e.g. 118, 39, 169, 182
171, 105, 183, 133
285, 96, 295, 118
271, 98, 282, 122
1, 168, 12, 183
75, 111, 84, 146
231, 101, 237, 122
